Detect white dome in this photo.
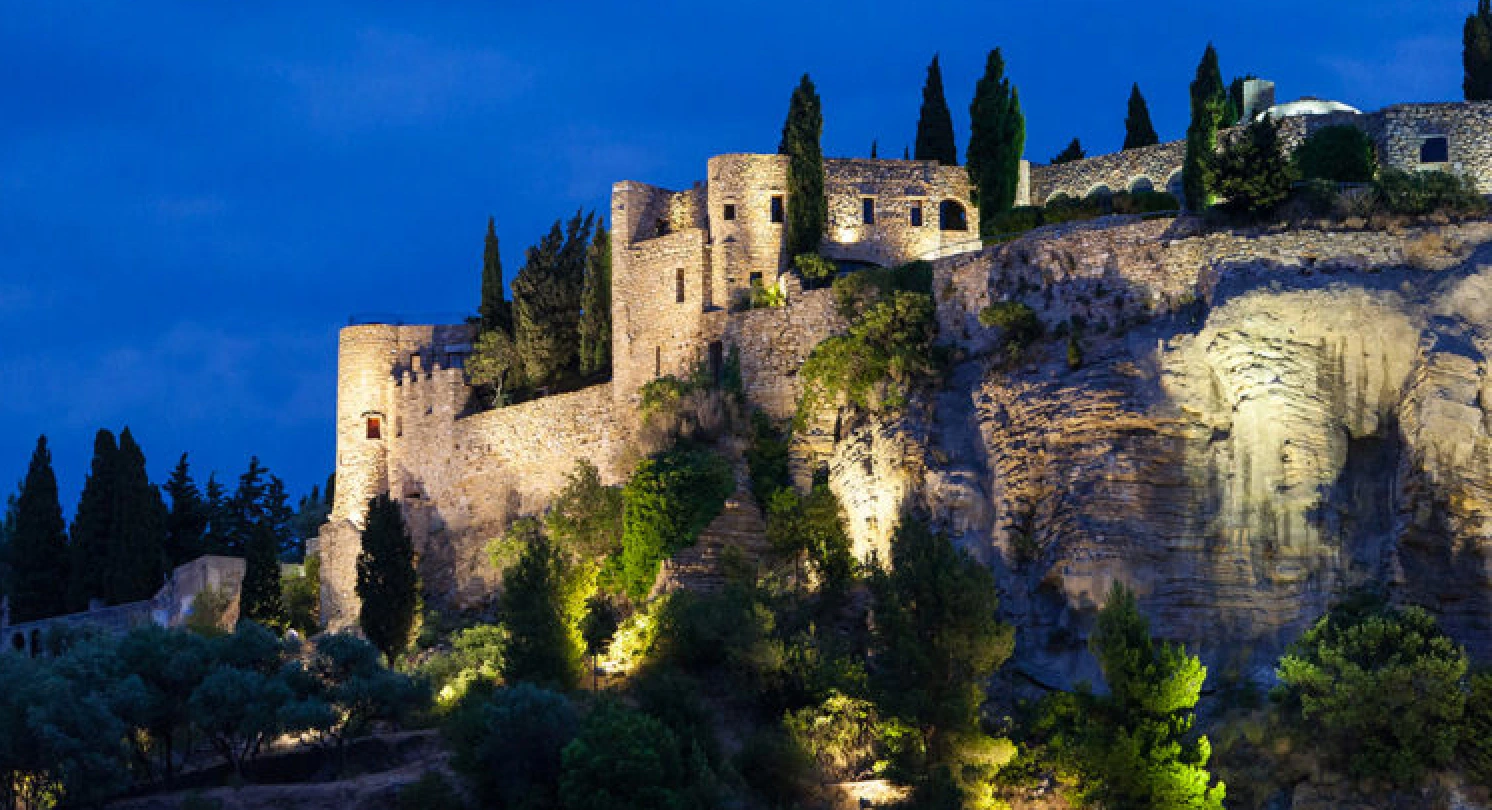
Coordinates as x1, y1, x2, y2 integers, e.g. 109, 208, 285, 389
1258, 97, 1362, 120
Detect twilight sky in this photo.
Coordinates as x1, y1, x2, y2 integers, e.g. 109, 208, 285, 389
0, 0, 1472, 512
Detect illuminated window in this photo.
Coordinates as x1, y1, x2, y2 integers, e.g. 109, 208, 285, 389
910, 203, 923, 227
365, 416, 382, 440
676, 268, 686, 303
1421, 136, 1449, 164
770, 196, 784, 223
723, 204, 736, 221
862, 197, 876, 225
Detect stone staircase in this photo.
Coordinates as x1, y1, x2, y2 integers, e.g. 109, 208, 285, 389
652, 452, 771, 596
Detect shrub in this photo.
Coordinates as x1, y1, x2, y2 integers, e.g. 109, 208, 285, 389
281, 553, 320, 638
419, 624, 507, 709
978, 301, 1043, 352
1376, 169, 1487, 217
784, 691, 883, 781
1289, 177, 1341, 219
1273, 592, 1466, 787
745, 410, 791, 505
559, 700, 714, 810
1463, 671, 1492, 786
750, 277, 785, 308
1213, 115, 1297, 220
799, 291, 937, 422
445, 683, 578, 809
186, 584, 234, 636
1111, 189, 1180, 214
1294, 125, 1377, 182
618, 446, 734, 600
397, 771, 466, 810
988, 205, 1044, 237
794, 253, 837, 288
736, 724, 817, 807
546, 459, 624, 560
1042, 195, 1104, 225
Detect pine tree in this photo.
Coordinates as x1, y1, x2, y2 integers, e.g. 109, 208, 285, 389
1052, 138, 1086, 164
225, 457, 269, 555
202, 474, 230, 555
1184, 44, 1228, 211
357, 494, 418, 666
10, 437, 69, 622
577, 222, 612, 378
1123, 84, 1159, 150
68, 429, 118, 611
262, 475, 296, 560
240, 519, 284, 630
164, 454, 208, 568
1467, 0, 1492, 100
1213, 114, 1297, 220
780, 74, 826, 260
479, 217, 512, 335
512, 213, 593, 388
967, 48, 1026, 239
915, 54, 958, 165
109, 428, 167, 603
0, 491, 16, 601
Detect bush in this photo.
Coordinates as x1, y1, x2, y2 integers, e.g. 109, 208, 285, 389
1294, 125, 1377, 182
1041, 195, 1104, 225
546, 459, 624, 560
1463, 671, 1492, 786
799, 291, 938, 422
736, 724, 817, 807
830, 261, 932, 320
749, 277, 785, 309
1213, 115, 1297, 220
745, 410, 791, 505
794, 253, 837, 288
397, 771, 466, 810
618, 446, 735, 600
445, 683, 578, 808
978, 301, 1043, 352
988, 205, 1044, 237
418, 624, 506, 709
1274, 592, 1466, 787
1111, 189, 1180, 215
1376, 169, 1487, 217
559, 700, 715, 810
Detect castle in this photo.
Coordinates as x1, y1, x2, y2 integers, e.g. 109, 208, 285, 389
316, 87, 1492, 629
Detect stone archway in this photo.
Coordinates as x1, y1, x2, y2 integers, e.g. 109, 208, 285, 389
1130, 177, 1155, 194
939, 199, 969, 231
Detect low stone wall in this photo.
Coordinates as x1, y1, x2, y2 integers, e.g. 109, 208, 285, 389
724, 287, 847, 421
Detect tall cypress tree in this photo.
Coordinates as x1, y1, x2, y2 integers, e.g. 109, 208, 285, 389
1051, 138, 1086, 165
262, 475, 296, 560
1123, 84, 1159, 150
0, 492, 16, 603
1184, 44, 1228, 211
967, 48, 1026, 239
479, 217, 512, 335
68, 429, 118, 611
164, 454, 208, 568
357, 494, 418, 666
915, 54, 958, 165
1466, 0, 1492, 100
512, 213, 593, 388
109, 428, 167, 603
10, 437, 69, 622
577, 222, 612, 378
780, 74, 826, 260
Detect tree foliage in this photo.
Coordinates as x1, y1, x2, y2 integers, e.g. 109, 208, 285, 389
512, 212, 595, 388
1123, 83, 1160, 150
1184, 44, 1228, 210
546, 459, 624, 561
1467, 0, 1492, 101
357, 494, 418, 666
164, 453, 209, 568
1274, 593, 1467, 787
68, 429, 118, 611
10, 437, 69, 623
500, 524, 594, 690
467, 328, 522, 407
799, 289, 937, 423
577, 223, 612, 378
780, 74, 827, 260
1293, 124, 1378, 183
915, 54, 958, 165
559, 700, 714, 810
968, 48, 1026, 237
1051, 138, 1085, 165
618, 446, 734, 600
446, 683, 578, 809
479, 216, 512, 335
1212, 114, 1297, 220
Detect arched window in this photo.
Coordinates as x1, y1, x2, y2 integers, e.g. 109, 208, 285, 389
1130, 177, 1155, 194
1166, 170, 1185, 201
938, 200, 968, 231
1086, 184, 1113, 200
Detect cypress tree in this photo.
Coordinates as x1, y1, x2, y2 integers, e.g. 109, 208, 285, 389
500, 524, 581, 690
109, 428, 167, 603
202, 473, 229, 555
915, 54, 958, 165
1184, 44, 1228, 211
1123, 84, 1159, 150
1466, 0, 1492, 100
262, 475, 296, 560
779, 73, 826, 260
577, 222, 612, 378
10, 437, 69, 622
512, 213, 593, 388
240, 518, 284, 630
68, 429, 118, 611
479, 217, 512, 335
967, 48, 1026, 239
357, 494, 418, 666
1051, 138, 1086, 164
0, 492, 15, 602
871, 139, 878, 159
164, 453, 208, 568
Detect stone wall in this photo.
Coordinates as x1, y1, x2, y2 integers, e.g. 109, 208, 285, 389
723, 287, 847, 421
610, 226, 716, 413
1028, 141, 1186, 205
819, 158, 980, 266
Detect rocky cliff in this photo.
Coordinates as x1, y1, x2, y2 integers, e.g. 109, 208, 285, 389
809, 216, 1492, 688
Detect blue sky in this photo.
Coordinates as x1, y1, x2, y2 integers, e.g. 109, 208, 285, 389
0, 0, 1472, 512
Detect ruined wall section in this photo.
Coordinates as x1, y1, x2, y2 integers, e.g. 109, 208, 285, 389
820, 158, 980, 265
1028, 141, 1186, 205
723, 287, 847, 421
611, 226, 717, 412
706, 154, 789, 308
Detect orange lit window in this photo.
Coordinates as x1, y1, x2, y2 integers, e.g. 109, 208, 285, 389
366, 416, 382, 440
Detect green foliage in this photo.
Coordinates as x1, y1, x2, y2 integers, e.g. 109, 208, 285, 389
1051, 137, 1085, 165
736, 724, 817, 807
9, 436, 69, 622
781, 74, 827, 259
653, 576, 787, 699
189, 627, 296, 776
467, 328, 522, 407
799, 290, 937, 422
479, 216, 512, 335
578, 223, 612, 378
968, 48, 1026, 236
1066, 332, 1084, 370
545, 459, 624, 560
1375, 168, 1487, 217
765, 474, 855, 599
0, 650, 129, 809
445, 683, 578, 809
1293, 125, 1378, 182
1467, 0, 1492, 101
501, 527, 593, 690
1463, 670, 1492, 786
68, 429, 117, 611
793, 252, 837, 288
1212, 114, 1297, 219
830, 261, 932, 321
748, 277, 785, 309
398, 771, 467, 810
1184, 44, 1228, 210
281, 552, 321, 637
978, 301, 1043, 353
987, 205, 1044, 236
164, 453, 209, 569
559, 700, 713, 810
241, 520, 285, 630
357, 494, 419, 666
618, 446, 734, 600
186, 584, 233, 636
746, 411, 791, 506
916, 54, 958, 165
284, 632, 426, 758
1274, 593, 1466, 787
512, 211, 596, 388
1124, 83, 1160, 150
420, 623, 507, 709
784, 690, 885, 781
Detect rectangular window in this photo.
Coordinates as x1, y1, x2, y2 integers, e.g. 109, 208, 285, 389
862, 197, 876, 225
723, 203, 736, 221
770, 195, 784, 223
749, 271, 763, 285
910, 204, 923, 227
655, 347, 662, 377
365, 416, 382, 440
675, 268, 686, 303
1421, 136, 1450, 164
